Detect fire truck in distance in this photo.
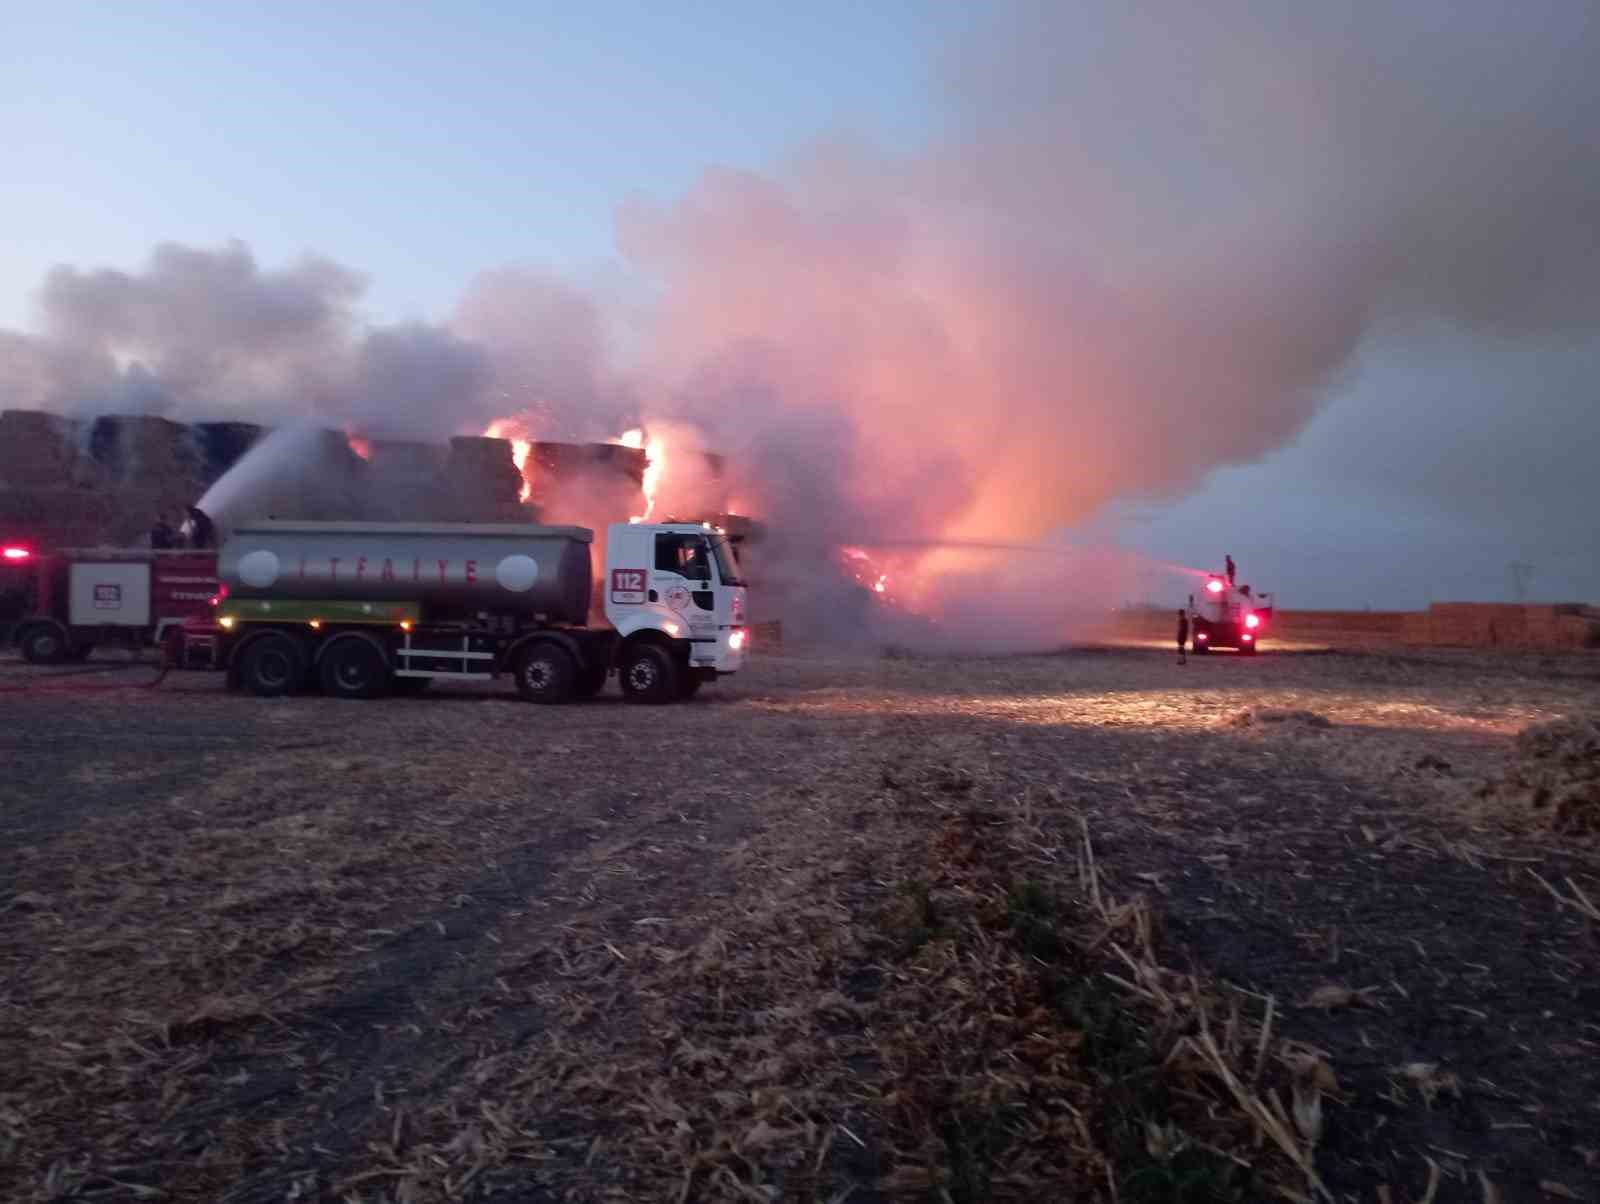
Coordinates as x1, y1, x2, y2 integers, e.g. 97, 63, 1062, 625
6, 544, 218, 663
164, 519, 748, 703
1189, 566, 1273, 655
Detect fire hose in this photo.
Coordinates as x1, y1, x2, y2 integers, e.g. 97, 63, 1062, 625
0, 659, 171, 694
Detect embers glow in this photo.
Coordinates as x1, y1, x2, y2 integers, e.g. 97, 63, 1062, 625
2, 546, 30, 561
1205, 579, 1225, 594
838, 546, 897, 603
483, 419, 533, 503
617, 428, 663, 523
347, 433, 372, 461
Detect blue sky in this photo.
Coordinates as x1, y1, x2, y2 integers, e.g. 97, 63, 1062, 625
2, 1, 971, 328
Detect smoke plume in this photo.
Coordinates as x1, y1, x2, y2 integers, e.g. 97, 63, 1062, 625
5, 0, 1598, 642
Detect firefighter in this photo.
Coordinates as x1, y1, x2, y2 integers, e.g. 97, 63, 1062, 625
1225, 554, 1236, 585
184, 506, 214, 549
1176, 608, 1189, 664
150, 514, 177, 549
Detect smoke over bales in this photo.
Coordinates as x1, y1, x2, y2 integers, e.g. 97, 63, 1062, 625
617, 0, 1600, 563
1, 242, 496, 441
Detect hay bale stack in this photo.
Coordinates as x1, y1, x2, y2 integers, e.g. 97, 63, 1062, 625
444, 436, 526, 521
90, 415, 208, 544
191, 422, 263, 485
0, 410, 79, 487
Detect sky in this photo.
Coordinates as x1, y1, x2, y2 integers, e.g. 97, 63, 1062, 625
0, 1, 969, 326
3, 0, 1596, 611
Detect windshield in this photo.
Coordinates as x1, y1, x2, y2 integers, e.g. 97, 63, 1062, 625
710, 535, 746, 586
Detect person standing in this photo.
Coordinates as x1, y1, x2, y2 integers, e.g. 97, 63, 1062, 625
1225, 554, 1236, 585
1176, 608, 1189, 664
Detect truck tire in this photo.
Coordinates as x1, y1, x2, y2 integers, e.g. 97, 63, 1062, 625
320, 637, 391, 699
573, 663, 609, 699
237, 633, 306, 698
619, 643, 677, 704
513, 642, 577, 704
19, 623, 68, 665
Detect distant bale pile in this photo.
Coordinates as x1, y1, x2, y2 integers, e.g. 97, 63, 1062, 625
1478, 717, 1600, 835
1227, 707, 1333, 729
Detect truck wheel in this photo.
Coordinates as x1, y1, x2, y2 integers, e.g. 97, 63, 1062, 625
237, 633, 306, 698
619, 643, 677, 704
1241, 641, 1259, 656
320, 638, 391, 699
19, 624, 68, 665
573, 663, 609, 699
513, 642, 576, 704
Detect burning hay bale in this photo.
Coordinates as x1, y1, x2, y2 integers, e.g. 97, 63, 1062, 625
1477, 716, 1600, 835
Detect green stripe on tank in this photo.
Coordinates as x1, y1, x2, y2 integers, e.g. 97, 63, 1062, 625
218, 599, 422, 624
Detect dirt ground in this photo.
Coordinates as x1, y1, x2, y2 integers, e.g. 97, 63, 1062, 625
2, 644, 1597, 1203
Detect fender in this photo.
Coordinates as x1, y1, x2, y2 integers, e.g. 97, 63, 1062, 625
620, 626, 690, 665
14, 617, 70, 663
502, 629, 584, 673
13, 616, 68, 649
612, 607, 695, 644
225, 627, 311, 685
314, 628, 391, 669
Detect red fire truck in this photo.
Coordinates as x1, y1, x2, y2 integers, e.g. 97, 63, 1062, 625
1189, 570, 1274, 655
5, 545, 219, 664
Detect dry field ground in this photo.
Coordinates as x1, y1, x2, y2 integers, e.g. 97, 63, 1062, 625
1, 644, 1597, 1204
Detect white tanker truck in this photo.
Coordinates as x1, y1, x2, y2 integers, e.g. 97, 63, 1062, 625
166, 520, 748, 702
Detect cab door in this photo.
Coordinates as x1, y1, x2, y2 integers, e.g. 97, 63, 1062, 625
651, 531, 718, 642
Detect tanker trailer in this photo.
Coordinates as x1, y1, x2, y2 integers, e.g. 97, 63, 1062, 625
167, 520, 749, 703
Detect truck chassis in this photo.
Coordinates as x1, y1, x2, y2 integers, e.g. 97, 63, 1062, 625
173, 605, 713, 704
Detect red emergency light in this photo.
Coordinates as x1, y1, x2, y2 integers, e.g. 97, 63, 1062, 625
1205, 579, 1224, 593
1244, 613, 1260, 629
2, 546, 31, 562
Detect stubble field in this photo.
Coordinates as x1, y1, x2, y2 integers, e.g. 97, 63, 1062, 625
1, 645, 1596, 1203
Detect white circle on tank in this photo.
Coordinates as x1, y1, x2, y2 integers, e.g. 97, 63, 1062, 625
496, 554, 540, 593
237, 549, 280, 588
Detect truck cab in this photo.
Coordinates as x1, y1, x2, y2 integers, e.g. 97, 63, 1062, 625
604, 522, 749, 685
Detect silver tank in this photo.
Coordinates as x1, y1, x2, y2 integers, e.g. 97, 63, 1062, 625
220, 521, 593, 623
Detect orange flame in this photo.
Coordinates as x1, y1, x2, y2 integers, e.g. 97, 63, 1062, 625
347, 433, 372, 461
483, 419, 533, 503
617, 427, 662, 522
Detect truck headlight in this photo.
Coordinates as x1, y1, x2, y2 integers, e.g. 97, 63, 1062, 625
729, 628, 747, 651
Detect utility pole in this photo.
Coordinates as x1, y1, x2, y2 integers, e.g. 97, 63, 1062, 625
1509, 561, 1535, 602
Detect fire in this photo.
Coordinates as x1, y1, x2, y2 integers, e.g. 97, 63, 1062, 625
840, 546, 897, 602
347, 433, 372, 461
617, 427, 663, 523
483, 419, 533, 503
